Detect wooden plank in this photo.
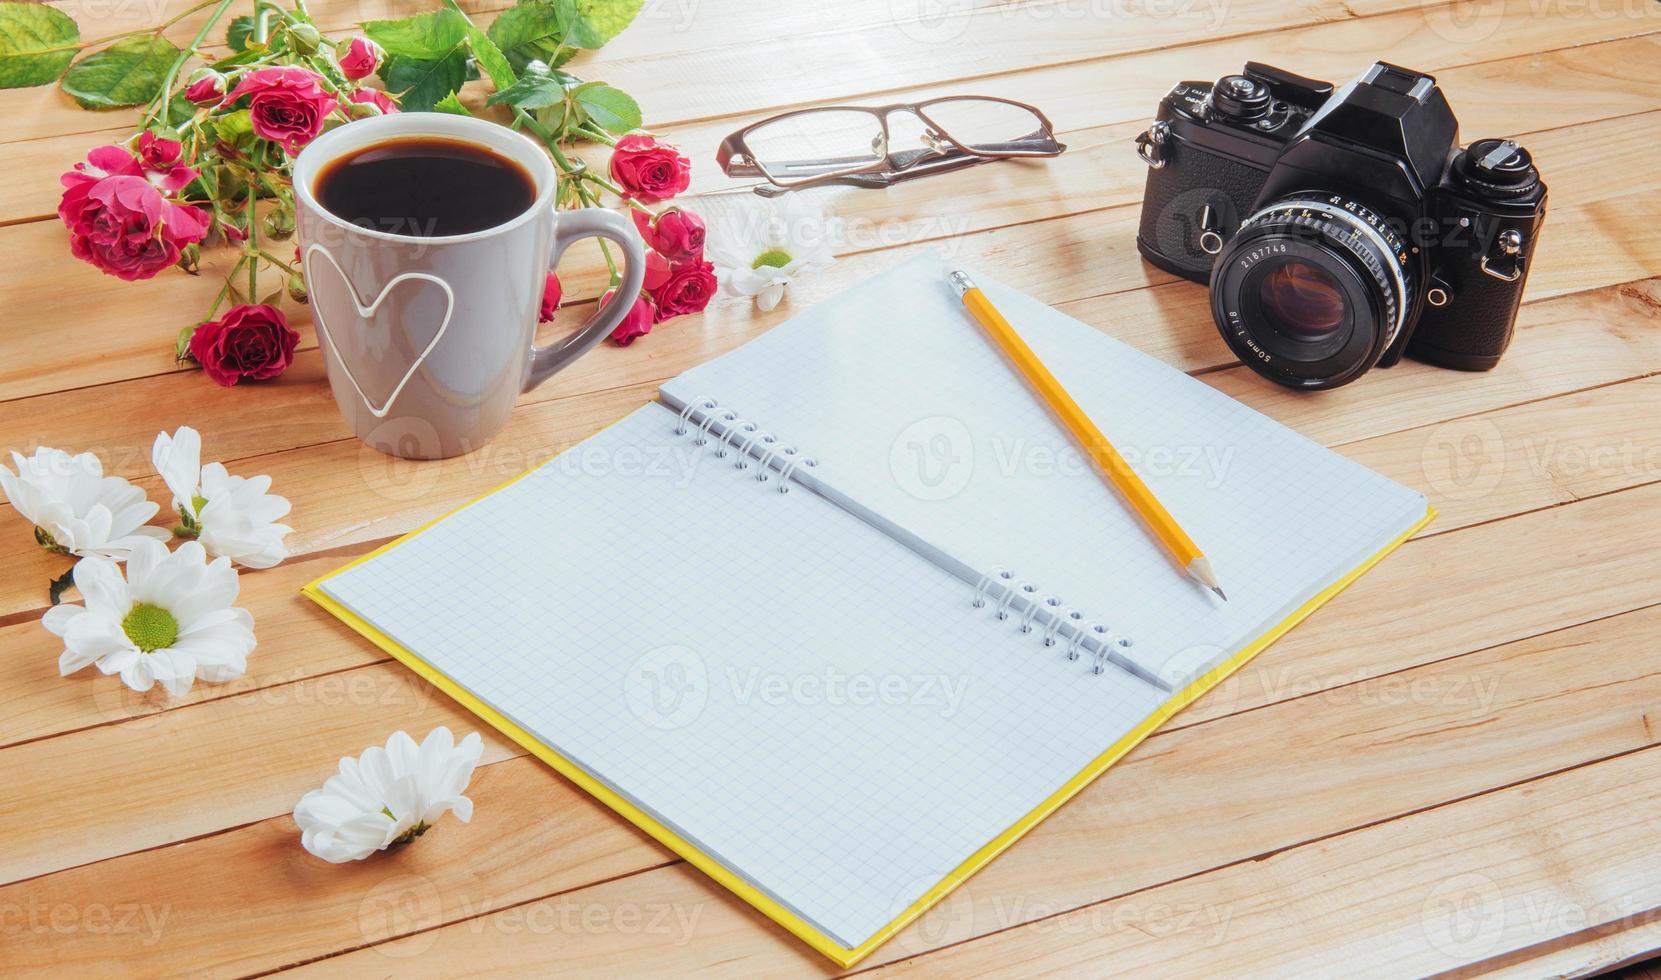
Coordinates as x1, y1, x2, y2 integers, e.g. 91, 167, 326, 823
7, 578, 1661, 975
2, 29, 1653, 402
9, 343, 1661, 752
4, 104, 1651, 480
2, 271, 1658, 629
5, 0, 1007, 144
849, 747, 1661, 978
4, 456, 1660, 890
11, 0, 1654, 226
240, 602, 1661, 975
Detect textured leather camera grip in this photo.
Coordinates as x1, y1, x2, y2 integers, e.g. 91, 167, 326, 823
1136, 138, 1268, 281
1410, 256, 1531, 370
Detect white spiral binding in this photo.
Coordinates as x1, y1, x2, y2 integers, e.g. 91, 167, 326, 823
970, 570, 1153, 685
673, 395, 820, 493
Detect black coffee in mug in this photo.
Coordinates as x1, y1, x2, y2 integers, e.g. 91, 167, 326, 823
314, 137, 537, 237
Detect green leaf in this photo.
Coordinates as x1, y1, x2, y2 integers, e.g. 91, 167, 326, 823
226, 14, 254, 52
363, 9, 468, 60
571, 81, 638, 133
60, 35, 179, 109
380, 49, 468, 112
213, 108, 254, 146
485, 2, 572, 73
571, 0, 642, 47
484, 64, 566, 111
432, 91, 471, 115
161, 91, 196, 126
0, 2, 81, 89
464, 25, 515, 90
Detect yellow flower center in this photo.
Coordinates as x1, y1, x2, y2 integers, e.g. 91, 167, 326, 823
751, 248, 793, 270
122, 603, 179, 653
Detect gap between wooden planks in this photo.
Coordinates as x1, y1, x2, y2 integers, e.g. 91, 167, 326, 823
3, 275, 1659, 748
6, 572, 1659, 975
3, 15, 1656, 397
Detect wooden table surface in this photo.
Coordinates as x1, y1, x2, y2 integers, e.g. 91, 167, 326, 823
3, 0, 1660, 975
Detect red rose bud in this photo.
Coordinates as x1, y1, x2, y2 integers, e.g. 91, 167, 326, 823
345, 87, 399, 117
221, 66, 340, 154
188, 304, 300, 386
608, 135, 691, 204
631, 207, 705, 263
184, 68, 226, 105
605, 289, 657, 346
337, 36, 384, 82
648, 257, 717, 323
138, 131, 182, 169
539, 272, 562, 322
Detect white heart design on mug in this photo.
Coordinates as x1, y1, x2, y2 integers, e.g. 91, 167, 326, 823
303, 243, 456, 419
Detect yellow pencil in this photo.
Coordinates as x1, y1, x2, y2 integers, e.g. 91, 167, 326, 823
948, 269, 1227, 601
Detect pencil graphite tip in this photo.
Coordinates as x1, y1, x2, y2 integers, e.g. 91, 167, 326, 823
1211, 586, 1228, 602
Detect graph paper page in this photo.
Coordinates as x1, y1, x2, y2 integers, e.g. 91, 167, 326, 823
320, 403, 1168, 949
662, 253, 1429, 687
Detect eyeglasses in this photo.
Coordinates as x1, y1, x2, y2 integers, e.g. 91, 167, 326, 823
717, 96, 1066, 196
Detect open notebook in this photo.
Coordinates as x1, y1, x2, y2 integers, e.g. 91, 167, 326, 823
305, 252, 1433, 965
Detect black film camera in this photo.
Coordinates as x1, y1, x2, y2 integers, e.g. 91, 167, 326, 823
1135, 61, 1547, 389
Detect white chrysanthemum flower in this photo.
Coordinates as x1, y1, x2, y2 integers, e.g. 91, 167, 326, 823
1, 447, 169, 560
43, 538, 255, 696
710, 192, 836, 312
153, 426, 292, 569
293, 727, 484, 863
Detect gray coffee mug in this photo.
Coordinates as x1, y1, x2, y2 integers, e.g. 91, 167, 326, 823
293, 113, 645, 460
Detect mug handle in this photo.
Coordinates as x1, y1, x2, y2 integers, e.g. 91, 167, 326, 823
523, 207, 647, 393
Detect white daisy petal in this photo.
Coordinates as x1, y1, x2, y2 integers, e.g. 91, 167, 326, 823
292, 727, 485, 862
710, 192, 836, 312
152, 426, 203, 516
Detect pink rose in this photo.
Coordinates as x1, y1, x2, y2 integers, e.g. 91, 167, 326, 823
648, 257, 717, 323
221, 66, 339, 153
345, 86, 398, 116
539, 272, 561, 322
138, 131, 182, 169
604, 289, 657, 346
336, 36, 383, 81
184, 70, 226, 105
642, 249, 670, 291
608, 135, 691, 204
631, 206, 705, 263
59, 147, 208, 281
188, 304, 299, 386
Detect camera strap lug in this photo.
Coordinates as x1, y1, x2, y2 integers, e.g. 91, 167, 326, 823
1136, 121, 1169, 169
1479, 228, 1525, 282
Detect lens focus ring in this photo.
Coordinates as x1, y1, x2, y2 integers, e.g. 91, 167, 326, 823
1236, 198, 1412, 348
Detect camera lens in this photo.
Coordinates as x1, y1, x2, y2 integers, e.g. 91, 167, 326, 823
1211, 194, 1415, 388
1257, 261, 1348, 350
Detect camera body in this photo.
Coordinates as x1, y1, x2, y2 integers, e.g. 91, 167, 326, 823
1136, 61, 1548, 389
